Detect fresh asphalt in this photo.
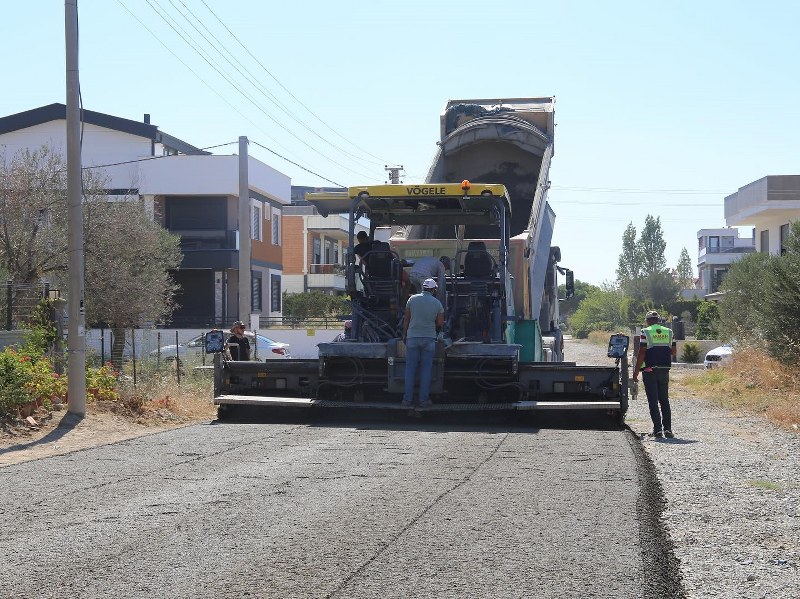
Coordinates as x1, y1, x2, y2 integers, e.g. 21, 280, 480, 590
0, 410, 684, 598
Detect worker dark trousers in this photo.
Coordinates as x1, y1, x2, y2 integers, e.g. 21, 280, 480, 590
642, 368, 672, 432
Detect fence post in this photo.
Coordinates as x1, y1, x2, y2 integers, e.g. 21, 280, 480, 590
157, 331, 161, 369
131, 328, 137, 387
100, 327, 105, 366
175, 330, 181, 384
6, 280, 12, 331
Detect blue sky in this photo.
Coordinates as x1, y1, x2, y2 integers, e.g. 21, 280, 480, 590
3, 1, 799, 284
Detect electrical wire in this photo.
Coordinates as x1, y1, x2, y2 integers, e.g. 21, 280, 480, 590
145, 0, 379, 182
81, 142, 238, 171
169, 0, 385, 169
251, 140, 344, 187
199, 0, 392, 166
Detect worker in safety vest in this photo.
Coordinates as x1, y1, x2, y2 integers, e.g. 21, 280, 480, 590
633, 310, 677, 438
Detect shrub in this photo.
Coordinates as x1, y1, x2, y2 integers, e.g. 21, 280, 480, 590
0, 349, 32, 416
696, 302, 719, 340
86, 363, 121, 402
680, 342, 701, 363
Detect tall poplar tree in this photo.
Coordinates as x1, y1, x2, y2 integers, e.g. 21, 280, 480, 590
676, 247, 694, 288
616, 222, 643, 287
639, 215, 667, 274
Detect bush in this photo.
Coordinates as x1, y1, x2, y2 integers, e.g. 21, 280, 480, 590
696, 302, 719, 339
680, 342, 701, 363
86, 363, 121, 402
0, 350, 32, 416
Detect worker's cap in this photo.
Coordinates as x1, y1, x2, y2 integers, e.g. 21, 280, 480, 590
230, 320, 245, 331
344, 320, 352, 329
645, 310, 660, 321
422, 278, 438, 289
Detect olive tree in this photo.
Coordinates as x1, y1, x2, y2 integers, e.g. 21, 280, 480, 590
0, 145, 181, 366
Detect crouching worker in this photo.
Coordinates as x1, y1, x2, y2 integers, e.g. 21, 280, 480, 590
226, 320, 251, 361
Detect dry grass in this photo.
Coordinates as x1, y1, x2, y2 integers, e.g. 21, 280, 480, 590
587, 330, 616, 346
115, 371, 216, 424
683, 348, 800, 432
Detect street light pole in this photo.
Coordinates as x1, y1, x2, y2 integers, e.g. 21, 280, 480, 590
65, 0, 86, 416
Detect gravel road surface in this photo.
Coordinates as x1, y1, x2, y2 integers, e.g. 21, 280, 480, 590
566, 338, 799, 599
0, 411, 677, 598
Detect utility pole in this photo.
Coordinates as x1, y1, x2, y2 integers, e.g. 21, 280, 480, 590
385, 165, 404, 184
65, 0, 86, 416
238, 136, 251, 326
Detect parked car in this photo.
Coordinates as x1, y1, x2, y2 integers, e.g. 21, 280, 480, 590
704, 345, 733, 369
151, 332, 290, 362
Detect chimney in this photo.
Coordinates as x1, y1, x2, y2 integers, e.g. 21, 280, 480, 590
144, 113, 151, 124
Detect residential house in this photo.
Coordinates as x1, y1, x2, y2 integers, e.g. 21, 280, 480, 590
725, 176, 800, 255
696, 227, 755, 295
0, 103, 290, 327
282, 186, 366, 295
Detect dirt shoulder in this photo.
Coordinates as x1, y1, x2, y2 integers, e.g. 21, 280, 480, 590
0, 400, 215, 467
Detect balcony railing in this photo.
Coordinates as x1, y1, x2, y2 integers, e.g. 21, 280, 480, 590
309, 263, 346, 275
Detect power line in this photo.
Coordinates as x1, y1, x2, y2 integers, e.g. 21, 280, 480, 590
550, 185, 728, 195
115, 2, 304, 164
169, 0, 385, 169
81, 142, 238, 170
199, 0, 391, 165
252, 140, 345, 188
144, 0, 378, 182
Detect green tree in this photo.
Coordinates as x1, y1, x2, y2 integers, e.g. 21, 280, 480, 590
759, 221, 800, 364
696, 301, 720, 340
718, 252, 772, 343
557, 279, 601, 320
639, 215, 667, 275
676, 247, 694, 289
282, 292, 350, 321
624, 270, 680, 308
616, 222, 643, 287
0, 146, 182, 368
569, 286, 627, 338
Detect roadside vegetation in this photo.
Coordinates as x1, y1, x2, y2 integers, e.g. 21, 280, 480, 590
683, 349, 800, 432
563, 218, 800, 434
0, 304, 214, 431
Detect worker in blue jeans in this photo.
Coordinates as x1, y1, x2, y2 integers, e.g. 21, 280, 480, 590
633, 310, 677, 438
402, 278, 444, 408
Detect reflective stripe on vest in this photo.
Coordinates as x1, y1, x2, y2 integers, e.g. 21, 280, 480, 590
643, 324, 673, 368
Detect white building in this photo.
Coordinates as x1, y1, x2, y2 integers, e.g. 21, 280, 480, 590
696, 228, 754, 294
0, 103, 291, 326
725, 176, 800, 255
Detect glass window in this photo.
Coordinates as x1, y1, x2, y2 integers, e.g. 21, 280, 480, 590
708, 236, 720, 253
271, 207, 281, 245
780, 223, 790, 255
251, 271, 262, 312
760, 229, 770, 254
251, 205, 261, 241
313, 238, 321, 264
271, 275, 281, 312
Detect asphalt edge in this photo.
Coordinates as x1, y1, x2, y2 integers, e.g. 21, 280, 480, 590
625, 426, 687, 599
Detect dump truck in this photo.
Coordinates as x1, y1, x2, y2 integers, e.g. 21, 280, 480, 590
210, 97, 630, 421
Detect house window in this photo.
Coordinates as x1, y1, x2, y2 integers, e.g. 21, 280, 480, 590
271, 207, 281, 245
313, 238, 321, 264
251, 271, 262, 312
251, 205, 261, 241
698, 237, 705, 250
721, 236, 734, 251
270, 274, 281, 312
712, 268, 728, 293
780, 223, 790, 255
708, 236, 720, 253
324, 239, 335, 264
760, 229, 770, 254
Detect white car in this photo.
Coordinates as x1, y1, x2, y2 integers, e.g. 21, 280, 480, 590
152, 332, 290, 362
704, 345, 733, 369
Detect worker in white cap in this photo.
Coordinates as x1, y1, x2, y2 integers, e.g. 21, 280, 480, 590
401, 278, 444, 408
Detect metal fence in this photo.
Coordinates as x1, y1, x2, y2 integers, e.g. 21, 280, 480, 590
1, 281, 59, 330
